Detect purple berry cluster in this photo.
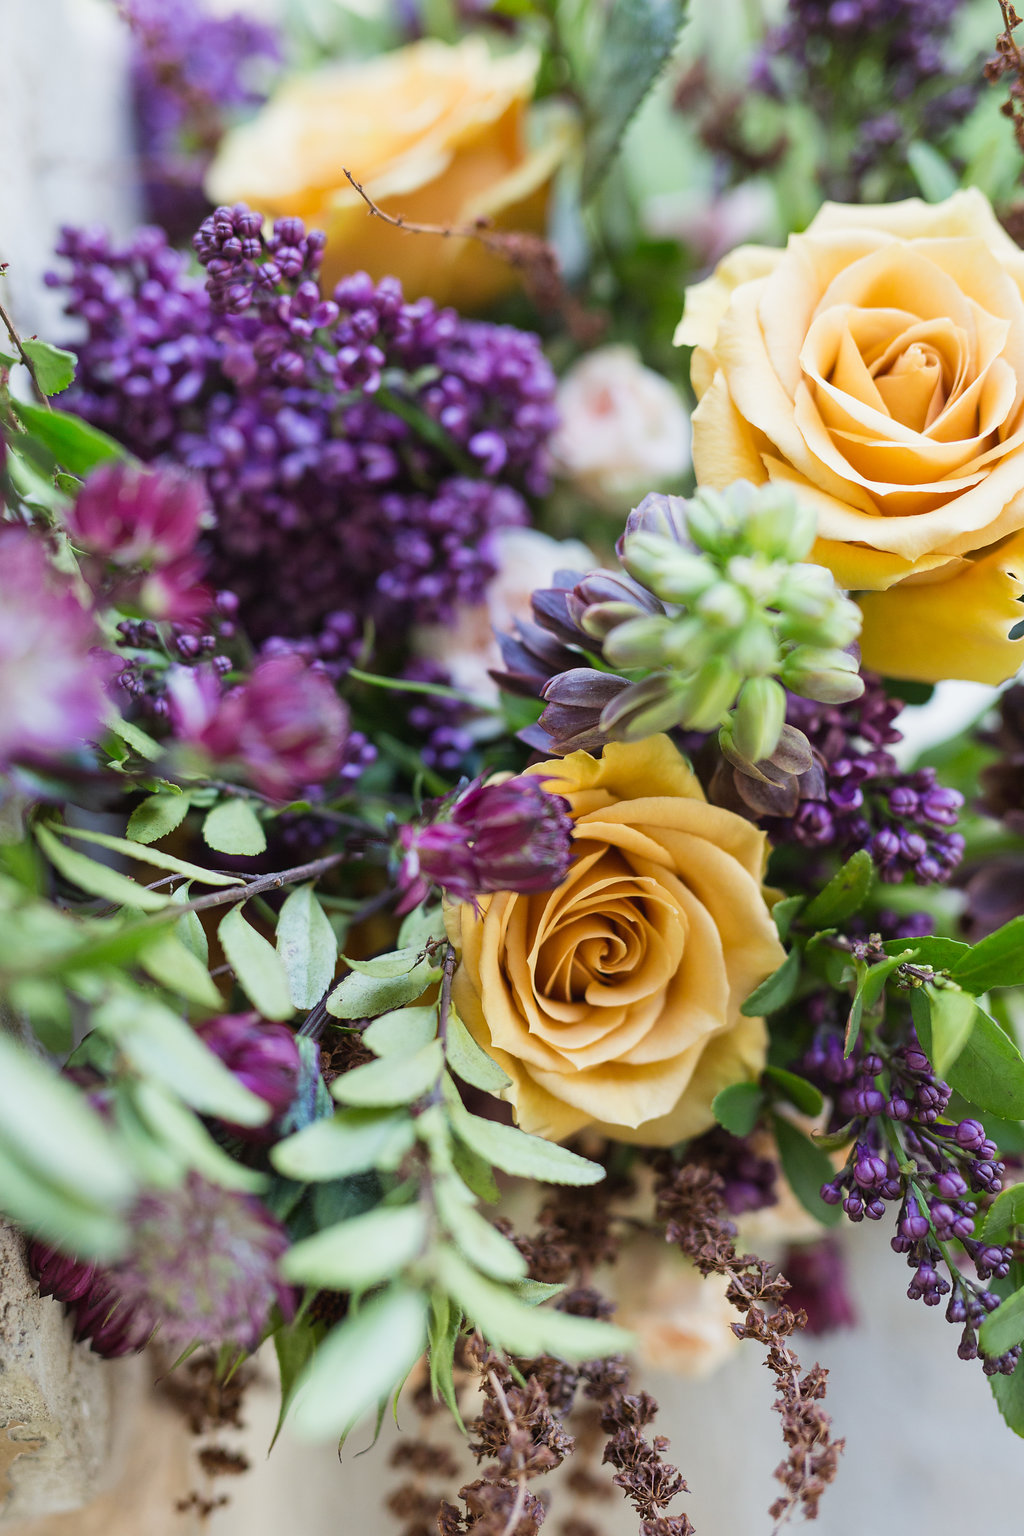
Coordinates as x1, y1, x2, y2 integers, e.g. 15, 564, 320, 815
802, 1025, 1018, 1374
767, 679, 965, 885
49, 210, 557, 667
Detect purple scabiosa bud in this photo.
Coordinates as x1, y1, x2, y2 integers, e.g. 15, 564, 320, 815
28, 1243, 154, 1358
194, 1012, 301, 1138
399, 774, 574, 908
0, 529, 107, 769
168, 654, 350, 799
781, 1238, 856, 1335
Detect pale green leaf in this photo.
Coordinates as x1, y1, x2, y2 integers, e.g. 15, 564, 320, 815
175, 905, 209, 967
127, 793, 191, 845
271, 1110, 416, 1182
46, 820, 245, 887
289, 1285, 428, 1441
103, 710, 162, 760
363, 1006, 437, 1058
444, 1081, 604, 1186
138, 929, 223, 1008
582, 0, 688, 197
282, 1203, 428, 1289
398, 903, 446, 952
277, 885, 338, 1009
325, 964, 433, 1020
343, 945, 428, 978
131, 1081, 267, 1192
445, 1011, 511, 1092
0, 1138, 127, 1261
203, 800, 267, 856
435, 1180, 526, 1282
36, 824, 170, 910
218, 905, 293, 1020
980, 1286, 1024, 1359
331, 1041, 443, 1108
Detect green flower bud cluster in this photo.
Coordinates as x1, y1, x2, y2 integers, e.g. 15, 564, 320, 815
592, 481, 864, 761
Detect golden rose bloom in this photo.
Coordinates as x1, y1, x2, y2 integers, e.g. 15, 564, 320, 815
205, 38, 575, 309
677, 189, 1024, 685
448, 736, 786, 1146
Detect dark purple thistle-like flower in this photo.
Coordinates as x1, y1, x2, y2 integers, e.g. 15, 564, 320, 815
168, 653, 350, 800
399, 775, 574, 908
29, 1244, 154, 1358
0, 529, 107, 769
194, 1012, 302, 1138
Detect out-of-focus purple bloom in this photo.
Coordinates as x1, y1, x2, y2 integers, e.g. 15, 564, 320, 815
0, 530, 107, 769
194, 1013, 302, 1139
781, 1238, 856, 1335
29, 1243, 154, 1357
168, 654, 350, 800
399, 775, 574, 909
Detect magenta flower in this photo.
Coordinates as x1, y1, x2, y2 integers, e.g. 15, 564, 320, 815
168, 653, 350, 798
195, 1012, 302, 1138
0, 529, 107, 768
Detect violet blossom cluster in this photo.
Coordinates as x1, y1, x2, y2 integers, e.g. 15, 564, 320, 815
48, 210, 557, 667
800, 1016, 1018, 1374
765, 679, 965, 886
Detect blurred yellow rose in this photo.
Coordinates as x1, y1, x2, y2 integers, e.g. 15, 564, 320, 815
206, 38, 575, 308
677, 189, 1024, 685
448, 736, 785, 1145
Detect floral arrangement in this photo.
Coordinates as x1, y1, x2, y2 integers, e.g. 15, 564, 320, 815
8, 0, 1024, 1530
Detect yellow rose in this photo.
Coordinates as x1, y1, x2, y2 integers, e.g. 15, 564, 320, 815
677, 189, 1024, 685
448, 736, 786, 1146
205, 38, 575, 309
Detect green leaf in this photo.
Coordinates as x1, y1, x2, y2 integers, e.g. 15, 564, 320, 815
331, 1040, 444, 1108
982, 1186, 1024, 1245
434, 1180, 527, 1282
127, 793, 190, 845
272, 1110, 416, 1182
131, 1081, 267, 1192
772, 895, 805, 942
343, 945, 429, 978
427, 1291, 463, 1421
712, 1080, 764, 1136
802, 849, 874, 929
398, 903, 445, 952
104, 711, 162, 761
740, 947, 800, 1017
325, 960, 435, 1020
950, 915, 1024, 994
435, 1247, 633, 1360
858, 951, 916, 1011
218, 905, 293, 1020
0, 1139, 127, 1261
176, 904, 209, 967
906, 140, 960, 203
450, 1136, 499, 1204
362, 1005, 437, 1058
917, 993, 1024, 1119
35, 823, 170, 911
991, 1353, 1024, 1437
282, 1203, 428, 1289
444, 1081, 605, 1185
772, 1114, 841, 1228
763, 1067, 824, 1117
11, 398, 127, 475
925, 987, 979, 1078
881, 935, 969, 970
53, 821, 245, 886
445, 1011, 511, 1093
203, 799, 267, 856
581, 0, 688, 197
980, 1286, 1024, 1359
277, 884, 339, 1009
8, 977, 72, 1054
21, 338, 76, 396
138, 928, 223, 1009
272, 1317, 323, 1451
288, 1285, 428, 1441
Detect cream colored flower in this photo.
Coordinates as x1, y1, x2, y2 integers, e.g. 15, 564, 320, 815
611, 1233, 740, 1378
550, 346, 692, 510
206, 38, 576, 308
678, 189, 1024, 684
448, 735, 786, 1145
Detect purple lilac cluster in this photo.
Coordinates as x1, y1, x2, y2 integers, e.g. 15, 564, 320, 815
119, 0, 281, 240
50, 211, 556, 667
400, 659, 477, 775
801, 1020, 1018, 1374
766, 678, 964, 886
753, 0, 977, 193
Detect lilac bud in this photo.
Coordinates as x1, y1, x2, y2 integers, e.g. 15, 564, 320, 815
401, 774, 574, 906
853, 1152, 888, 1189
955, 1119, 987, 1152
195, 1013, 302, 1138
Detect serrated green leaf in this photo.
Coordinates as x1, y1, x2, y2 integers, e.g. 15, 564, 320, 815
289, 1285, 428, 1441
325, 961, 434, 1020
104, 711, 162, 761
980, 1286, 1024, 1359
36, 823, 170, 911
950, 915, 1024, 994
772, 1114, 841, 1228
282, 1203, 428, 1289
444, 1080, 604, 1185
711, 1080, 764, 1136
53, 820, 245, 887
21, 338, 76, 395
445, 1011, 511, 1092
763, 1067, 824, 1117
218, 904, 293, 1020
12, 398, 126, 474
272, 1316, 323, 1452
131, 1080, 267, 1192
450, 1134, 499, 1204
277, 884, 339, 1009
203, 799, 267, 856
272, 1110, 415, 1182
511, 1278, 566, 1306
435, 1247, 633, 1360
982, 1186, 1024, 1245
740, 947, 800, 1017
363, 1005, 437, 1058
127, 793, 191, 845
802, 849, 874, 929
332, 1040, 443, 1108
175, 904, 209, 967
581, 0, 688, 197
138, 928, 223, 1008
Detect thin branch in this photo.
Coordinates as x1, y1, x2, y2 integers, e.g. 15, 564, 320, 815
0, 282, 50, 408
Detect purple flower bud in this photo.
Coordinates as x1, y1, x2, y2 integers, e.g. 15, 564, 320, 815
400, 774, 574, 907
68, 462, 208, 570
195, 1013, 302, 1138
955, 1119, 987, 1152
899, 1199, 930, 1242
853, 1153, 888, 1189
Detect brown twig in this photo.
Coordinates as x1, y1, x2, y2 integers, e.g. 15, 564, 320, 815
0, 283, 51, 408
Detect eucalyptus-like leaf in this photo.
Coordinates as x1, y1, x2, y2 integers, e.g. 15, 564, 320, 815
218, 904, 294, 1021
363, 1006, 438, 1058
131, 1081, 267, 1192
331, 1041, 444, 1108
51, 820, 244, 886
445, 1011, 511, 1092
444, 1080, 604, 1186
277, 884, 339, 1009
36, 824, 170, 911
282, 1203, 428, 1289
272, 1110, 416, 1182
138, 929, 223, 1009
434, 1179, 527, 1283
326, 960, 436, 1020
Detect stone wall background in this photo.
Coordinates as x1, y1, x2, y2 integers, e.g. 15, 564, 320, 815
2, 2, 1024, 1531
